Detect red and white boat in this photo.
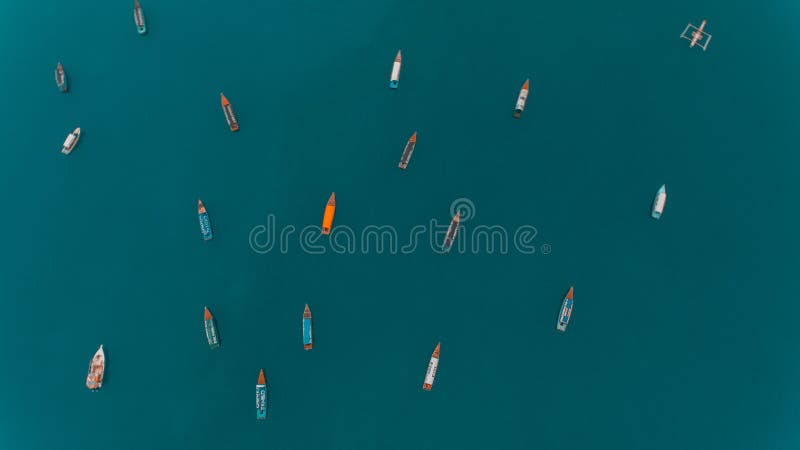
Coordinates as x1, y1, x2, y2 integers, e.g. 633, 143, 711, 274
86, 345, 105, 390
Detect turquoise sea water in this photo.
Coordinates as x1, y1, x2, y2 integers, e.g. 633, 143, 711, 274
2, 0, 800, 448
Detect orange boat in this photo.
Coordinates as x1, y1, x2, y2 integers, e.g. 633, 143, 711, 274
422, 342, 440, 391
220, 93, 239, 132
86, 345, 105, 390
321, 192, 336, 235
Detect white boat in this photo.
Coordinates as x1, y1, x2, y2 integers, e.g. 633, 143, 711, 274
61, 128, 81, 155
389, 50, 401, 89
422, 342, 440, 391
651, 185, 667, 219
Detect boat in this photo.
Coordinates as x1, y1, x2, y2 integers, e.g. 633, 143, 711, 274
680, 19, 711, 51
513, 79, 530, 118
651, 185, 667, 219
256, 369, 267, 419
442, 211, 460, 252
204, 307, 220, 349
55, 62, 68, 92
198, 200, 213, 240
133, 0, 147, 35
220, 93, 239, 132
422, 342, 440, 391
61, 128, 81, 155
398, 132, 417, 170
556, 287, 574, 332
303, 304, 313, 350
321, 192, 336, 235
86, 345, 105, 390
389, 50, 402, 89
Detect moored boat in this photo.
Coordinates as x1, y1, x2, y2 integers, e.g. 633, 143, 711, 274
422, 342, 440, 391
220, 93, 239, 131
513, 79, 530, 118
198, 200, 213, 241
556, 287, 574, 332
321, 192, 336, 235
389, 50, 402, 89
303, 304, 313, 350
651, 185, 667, 219
442, 211, 460, 252
256, 369, 267, 419
398, 132, 417, 170
86, 345, 105, 390
133, 0, 147, 35
61, 128, 81, 155
204, 307, 220, 349
55, 62, 68, 92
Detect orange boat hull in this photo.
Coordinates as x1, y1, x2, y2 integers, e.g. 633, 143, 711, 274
321, 193, 336, 235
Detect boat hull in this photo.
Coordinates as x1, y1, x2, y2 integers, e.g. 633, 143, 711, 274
86, 346, 105, 390
651, 186, 667, 219
256, 385, 267, 419
61, 129, 80, 155
513, 80, 530, 119
55, 63, 68, 92
423, 343, 440, 391
134, 4, 147, 35
303, 318, 312, 350
199, 212, 212, 240
398, 133, 417, 170
204, 318, 220, 349
557, 288, 574, 332
557, 299, 573, 332
389, 56, 401, 89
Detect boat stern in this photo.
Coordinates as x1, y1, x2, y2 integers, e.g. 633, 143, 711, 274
512, 109, 522, 119
137, 25, 147, 35
389, 80, 399, 89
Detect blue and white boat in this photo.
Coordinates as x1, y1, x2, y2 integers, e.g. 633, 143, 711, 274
197, 200, 213, 241
389, 50, 401, 89
651, 185, 667, 219
256, 369, 267, 419
556, 287, 574, 332
303, 304, 313, 350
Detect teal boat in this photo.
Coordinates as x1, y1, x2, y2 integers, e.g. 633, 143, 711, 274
197, 200, 213, 241
256, 369, 267, 419
133, 0, 147, 35
203, 307, 220, 349
303, 304, 313, 350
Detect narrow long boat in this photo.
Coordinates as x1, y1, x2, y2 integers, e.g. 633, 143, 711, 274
442, 212, 460, 252
256, 369, 267, 419
398, 132, 417, 170
321, 193, 336, 235
303, 304, 313, 350
204, 307, 220, 349
556, 287, 574, 332
422, 343, 440, 391
220, 93, 239, 131
198, 200, 213, 240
